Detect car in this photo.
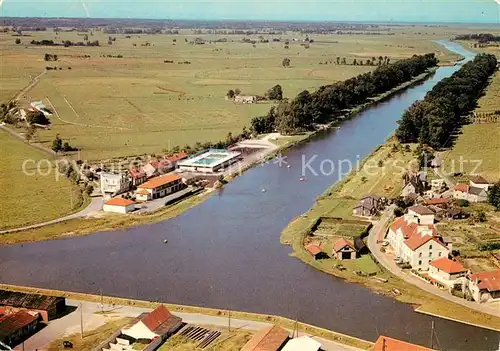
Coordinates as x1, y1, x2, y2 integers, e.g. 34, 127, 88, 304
63, 341, 73, 349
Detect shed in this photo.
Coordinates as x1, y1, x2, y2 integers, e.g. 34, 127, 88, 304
332, 238, 357, 260
305, 244, 328, 260
121, 305, 183, 341
103, 197, 136, 214
241, 325, 289, 351
0, 290, 65, 322
0, 311, 38, 347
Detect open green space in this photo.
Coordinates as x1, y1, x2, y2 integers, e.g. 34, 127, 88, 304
0, 130, 84, 230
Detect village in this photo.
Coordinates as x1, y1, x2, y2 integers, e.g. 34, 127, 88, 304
0, 287, 440, 351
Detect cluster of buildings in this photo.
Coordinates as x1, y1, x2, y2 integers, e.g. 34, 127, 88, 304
453, 175, 492, 203
352, 195, 385, 217
241, 325, 322, 351
306, 237, 360, 261
0, 290, 66, 348
100, 149, 242, 214
384, 205, 500, 303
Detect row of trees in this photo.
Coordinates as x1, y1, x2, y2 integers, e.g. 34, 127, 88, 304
395, 53, 498, 148
52, 135, 77, 153
251, 53, 438, 134
31, 39, 100, 47
455, 34, 500, 44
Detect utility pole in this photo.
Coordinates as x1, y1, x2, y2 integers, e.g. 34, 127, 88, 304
80, 303, 84, 339
69, 187, 73, 209
430, 320, 435, 350
100, 288, 104, 313
228, 310, 231, 332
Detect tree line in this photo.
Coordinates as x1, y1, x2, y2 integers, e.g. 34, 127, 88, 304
455, 34, 500, 44
251, 53, 438, 134
31, 39, 100, 47
395, 53, 497, 148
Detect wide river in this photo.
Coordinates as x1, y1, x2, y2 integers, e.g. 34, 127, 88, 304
1, 41, 498, 350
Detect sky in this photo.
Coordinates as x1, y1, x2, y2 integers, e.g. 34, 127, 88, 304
0, 0, 499, 23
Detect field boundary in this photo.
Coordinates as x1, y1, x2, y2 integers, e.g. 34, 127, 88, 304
0, 284, 374, 350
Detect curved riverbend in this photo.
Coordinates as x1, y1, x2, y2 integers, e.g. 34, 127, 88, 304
1, 41, 498, 350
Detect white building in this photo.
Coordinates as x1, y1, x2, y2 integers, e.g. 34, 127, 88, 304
121, 305, 182, 341
234, 95, 257, 104
453, 184, 489, 203
407, 205, 435, 225
428, 257, 467, 288
282, 336, 322, 351
177, 149, 241, 173
100, 173, 131, 199
103, 197, 135, 214
135, 174, 183, 201
466, 270, 500, 303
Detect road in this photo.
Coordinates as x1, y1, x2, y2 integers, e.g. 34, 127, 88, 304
14, 70, 47, 101
366, 206, 500, 318
16, 300, 360, 351
0, 197, 103, 235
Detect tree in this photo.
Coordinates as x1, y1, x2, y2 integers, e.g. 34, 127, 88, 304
341, 57, 346, 65
234, 88, 241, 96
52, 135, 63, 153
282, 57, 291, 68
15, 38, 21, 44
353, 59, 357, 65
227, 89, 235, 99
25, 125, 36, 144
85, 184, 94, 196
266, 84, 283, 100
487, 182, 500, 210
336, 57, 340, 65
26, 110, 50, 125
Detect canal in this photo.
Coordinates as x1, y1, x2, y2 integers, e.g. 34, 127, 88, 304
1, 41, 498, 350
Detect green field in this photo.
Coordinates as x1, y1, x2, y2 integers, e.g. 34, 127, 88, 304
441, 70, 500, 182
1, 27, 460, 160
0, 130, 83, 230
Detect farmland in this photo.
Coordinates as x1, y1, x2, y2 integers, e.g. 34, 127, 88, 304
1, 26, 460, 160
0, 130, 84, 230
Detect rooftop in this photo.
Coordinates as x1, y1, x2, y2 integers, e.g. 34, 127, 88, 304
138, 174, 182, 190
455, 183, 469, 193
468, 270, 500, 292
404, 234, 446, 251
373, 336, 433, 351
0, 311, 38, 341
423, 198, 450, 206
333, 238, 355, 253
241, 325, 289, 351
105, 197, 135, 207
470, 175, 489, 184
468, 186, 485, 196
178, 149, 241, 169
305, 244, 323, 256
408, 205, 434, 216
430, 257, 466, 274
141, 305, 173, 332
167, 152, 189, 163
281, 336, 322, 351
0, 290, 64, 311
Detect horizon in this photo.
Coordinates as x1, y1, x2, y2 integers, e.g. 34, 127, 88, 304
0, 0, 499, 24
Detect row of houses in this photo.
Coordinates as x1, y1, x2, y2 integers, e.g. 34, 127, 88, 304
453, 175, 492, 203
384, 205, 500, 303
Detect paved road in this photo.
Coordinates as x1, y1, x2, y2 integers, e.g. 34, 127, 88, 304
0, 197, 103, 235
17, 300, 359, 351
367, 207, 500, 318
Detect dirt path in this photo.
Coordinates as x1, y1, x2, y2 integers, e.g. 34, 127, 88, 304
0, 124, 55, 156
14, 70, 47, 101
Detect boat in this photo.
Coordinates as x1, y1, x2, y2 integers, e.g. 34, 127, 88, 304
163, 239, 168, 244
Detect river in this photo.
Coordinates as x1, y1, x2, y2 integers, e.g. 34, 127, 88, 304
1, 41, 498, 350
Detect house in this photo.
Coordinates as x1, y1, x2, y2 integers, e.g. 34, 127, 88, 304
430, 179, 446, 189
352, 195, 382, 217
305, 244, 328, 260
402, 173, 425, 197
0, 311, 38, 347
407, 205, 435, 225
441, 208, 468, 220
282, 336, 322, 351
103, 197, 135, 214
241, 325, 289, 351
466, 270, 500, 302
423, 197, 449, 207
0, 290, 66, 322
428, 257, 467, 287
100, 172, 131, 199
469, 175, 491, 190
402, 234, 449, 271
136, 174, 183, 201
332, 238, 357, 260
129, 168, 147, 187
453, 184, 488, 203
372, 335, 433, 351
142, 162, 159, 178
166, 152, 189, 168
234, 95, 257, 104
121, 305, 182, 341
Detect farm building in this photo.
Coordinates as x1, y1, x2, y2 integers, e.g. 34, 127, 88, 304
428, 257, 467, 287
0, 311, 38, 347
177, 149, 241, 173
305, 244, 328, 260
352, 195, 382, 217
466, 270, 500, 302
282, 336, 322, 351
0, 290, 66, 322
103, 197, 136, 214
136, 174, 183, 201
372, 335, 432, 351
241, 325, 289, 351
453, 182, 489, 203
332, 238, 357, 260
129, 168, 147, 187
30, 101, 52, 117
121, 305, 182, 341
234, 95, 257, 104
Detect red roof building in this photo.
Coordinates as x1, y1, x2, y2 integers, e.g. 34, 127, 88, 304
0, 311, 38, 346
373, 336, 432, 351
467, 270, 500, 295
454, 183, 469, 193
423, 198, 450, 206
430, 257, 466, 274
241, 325, 289, 351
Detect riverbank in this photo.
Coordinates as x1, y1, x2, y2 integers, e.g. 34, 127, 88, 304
279, 138, 500, 331
0, 283, 373, 350
0, 68, 438, 246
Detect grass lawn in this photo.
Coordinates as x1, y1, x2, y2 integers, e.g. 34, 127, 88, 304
158, 329, 253, 351
1, 27, 460, 160
46, 317, 133, 351
0, 130, 84, 230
